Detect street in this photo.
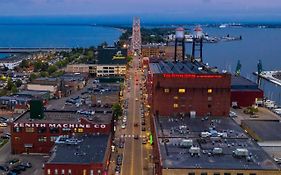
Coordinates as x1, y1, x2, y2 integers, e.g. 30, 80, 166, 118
109, 56, 153, 175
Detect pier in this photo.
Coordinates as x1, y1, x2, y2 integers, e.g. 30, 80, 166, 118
0, 47, 72, 53
254, 71, 281, 86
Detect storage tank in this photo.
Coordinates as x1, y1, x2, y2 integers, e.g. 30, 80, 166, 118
175, 27, 185, 40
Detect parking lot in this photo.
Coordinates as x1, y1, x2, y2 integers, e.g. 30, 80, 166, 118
231, 107, 281, 124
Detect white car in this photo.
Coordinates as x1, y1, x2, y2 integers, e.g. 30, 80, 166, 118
121, 124, 126, 129
0, 122, 7, 127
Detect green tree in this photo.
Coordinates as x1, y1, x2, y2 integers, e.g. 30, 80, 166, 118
11, 86, 18, 94
15, 79, 22, 87
19, 59, 29, 68
33, 61, 42, 72
47, 65, 58, 75
29, 73, 37, 82
112, 103, 123, 120
40, 71, 49, 77
6, 78, 14, 91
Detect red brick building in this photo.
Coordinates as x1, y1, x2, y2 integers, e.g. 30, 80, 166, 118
11, 110, 113, 154
45, 134, 111, 175
231, 75, 264, 107
147, 60, 231, 117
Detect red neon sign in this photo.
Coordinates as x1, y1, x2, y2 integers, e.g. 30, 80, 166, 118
163, 74, 223, 79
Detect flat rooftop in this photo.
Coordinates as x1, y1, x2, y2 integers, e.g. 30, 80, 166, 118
149, 60, 218, 74
16, 90, 49, 96
242, 120, 281, 141
48, 134, 109, 164
14, 110, 112, 124
154, 116, 279, 170
231, 75, 260, 90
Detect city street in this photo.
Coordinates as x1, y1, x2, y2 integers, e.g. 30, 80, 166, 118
108, 56, 153, 175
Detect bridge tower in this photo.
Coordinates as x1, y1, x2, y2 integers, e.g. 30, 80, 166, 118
131, 17, 142, 55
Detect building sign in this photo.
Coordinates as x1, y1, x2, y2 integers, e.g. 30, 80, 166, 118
13, 123, 107, 129
113, 51, 126, 59
163, 74, 222, 79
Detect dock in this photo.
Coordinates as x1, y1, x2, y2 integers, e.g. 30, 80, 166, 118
253, 71, 281, 86
0, 47, 72, 53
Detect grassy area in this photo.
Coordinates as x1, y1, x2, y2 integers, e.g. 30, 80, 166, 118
0, 138, 9, 149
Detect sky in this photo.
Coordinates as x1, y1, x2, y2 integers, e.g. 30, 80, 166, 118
0, 0, 281, 23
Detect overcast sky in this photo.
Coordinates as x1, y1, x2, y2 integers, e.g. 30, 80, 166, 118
0, 0, 280, 22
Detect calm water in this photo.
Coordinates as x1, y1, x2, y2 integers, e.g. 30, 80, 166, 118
186, 27, 281, 105
0, 24, 121, 48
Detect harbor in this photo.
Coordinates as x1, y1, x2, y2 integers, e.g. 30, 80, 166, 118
254, 71, 281, 87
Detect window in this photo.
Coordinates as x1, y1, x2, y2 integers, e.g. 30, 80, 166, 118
208, 88, 213, 93
25, 128, 34, 133
62, 169, 65, 175
47, 169, 51, 175
237, 173, 243, 175
83, 169, 87, 175
68, 169, 72, 175
49, 127, 59, 134
90, 170, 94, 175
78, 128, 84, 133
15, 137, 20, 142
224, 173, 231, 175
201, 173, 208, 175
249, 174, 256, 175
164, 88, 170, 93
55, 169, 58, 175
173, 103, 179, 108
214, 173, 220, 175
38, 136, 47, 142
208, 104, 212, 108
208, 97, 212, 101
37, 127, 46, 134
13, 127, 22, 133
50, 136, 59, 142
178, 88, 186, 93
173, 96, 178, 100
188, 173, 195, 175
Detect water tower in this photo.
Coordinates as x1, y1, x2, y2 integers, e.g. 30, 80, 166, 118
174, 27, 185, 62
192, 26, 204, 62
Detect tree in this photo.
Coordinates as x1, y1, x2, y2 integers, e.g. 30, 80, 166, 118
112, 103, 122, 120
19, 59, 29, 68
40, 71, 49, 77
29, 73, 37, 82
47, 65, 58, 75
11, 86, 18, 94
6, 78, 14, 91
15, 79, 22, 87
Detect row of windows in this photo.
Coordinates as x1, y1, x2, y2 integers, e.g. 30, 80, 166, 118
173, 103, 213, 108
47, 169, 102, 175
164, 88, 213, 94
15, 136, 61, 143
188, 173, 257, 175
172, 96, 213, 101
14, 127, 84, 134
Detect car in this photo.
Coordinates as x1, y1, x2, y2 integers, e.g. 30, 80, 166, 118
0, 122, 8, 127
0, 165, 9, 172
142, 138, 147, 144
134, 135, 139, 140
116, 155, 123, 165
121, 124, 126, 129
135, 98, 138, 101
8, 159, 20, 165
20, 162, 32, 168
115, 165, 121, 173
7, 172, 17, 175
134, 123, 138, 127
122, 118, 127, 123
142, 127, 146, 131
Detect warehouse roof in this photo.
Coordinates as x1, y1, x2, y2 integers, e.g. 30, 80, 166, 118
154, 116, 279, 170
231, 75, 260, 90
242, 120, 281, 141
48, 134, 109, 164
149, 60, 221, 74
